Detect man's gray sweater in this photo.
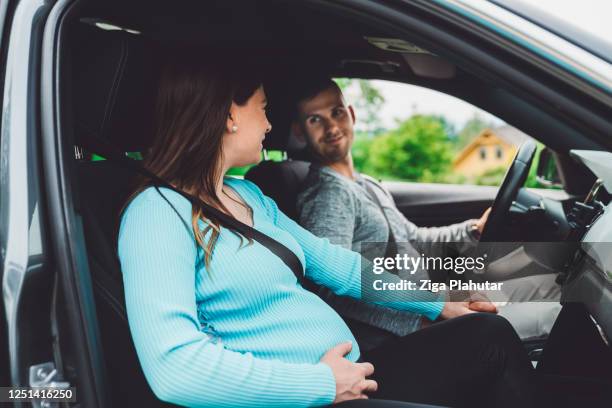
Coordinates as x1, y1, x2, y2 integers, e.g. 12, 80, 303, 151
296, 164, 478, 341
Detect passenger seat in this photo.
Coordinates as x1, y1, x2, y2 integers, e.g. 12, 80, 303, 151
70, 24, 177, 407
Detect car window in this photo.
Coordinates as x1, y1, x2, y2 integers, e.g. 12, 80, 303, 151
338, 78, 555, 188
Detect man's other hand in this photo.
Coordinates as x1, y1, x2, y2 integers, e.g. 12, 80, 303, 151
440, 299, 498, 319
468, 300, 498, 313
475, 207, 492, 234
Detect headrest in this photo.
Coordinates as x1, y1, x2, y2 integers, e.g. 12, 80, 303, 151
71, 24, 159, 153
245, 160, 311, 220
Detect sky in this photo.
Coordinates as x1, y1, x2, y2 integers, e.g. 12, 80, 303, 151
344, 0, 612, 132
529, 0, 611, 41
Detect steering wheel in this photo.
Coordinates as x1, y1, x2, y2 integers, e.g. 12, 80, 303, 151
479, 140, 537, 242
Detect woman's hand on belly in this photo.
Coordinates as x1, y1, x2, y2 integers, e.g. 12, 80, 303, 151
320, 341, 378, 403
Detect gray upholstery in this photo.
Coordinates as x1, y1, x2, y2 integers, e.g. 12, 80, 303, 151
245, 159, 311, 221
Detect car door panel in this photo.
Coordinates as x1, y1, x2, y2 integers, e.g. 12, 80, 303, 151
0, 0, 16, 390
382, 181, 497, 226
1, 0, 53, 390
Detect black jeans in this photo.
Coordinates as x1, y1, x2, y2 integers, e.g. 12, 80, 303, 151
327, 313, 534, 408
334, 400, 443, 408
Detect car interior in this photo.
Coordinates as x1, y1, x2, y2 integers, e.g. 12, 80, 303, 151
41, 0, 612, 406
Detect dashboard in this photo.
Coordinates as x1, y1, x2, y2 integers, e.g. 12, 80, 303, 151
560, 150, 612, 345
562, 202, 612, 345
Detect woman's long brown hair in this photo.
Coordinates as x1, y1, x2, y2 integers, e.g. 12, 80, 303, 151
120, 54, 262, 268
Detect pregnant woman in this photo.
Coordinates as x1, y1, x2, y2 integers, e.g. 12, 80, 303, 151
118, 54, 534, 408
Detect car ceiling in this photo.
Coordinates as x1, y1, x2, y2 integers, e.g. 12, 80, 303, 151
74, 0, 607, 156
80, 0, 452, 79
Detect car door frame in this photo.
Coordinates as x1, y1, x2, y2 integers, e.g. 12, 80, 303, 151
1, 0, 107, 406
1, 0, 56, 396
38, 0, 109, 406
0, 0, 17, 390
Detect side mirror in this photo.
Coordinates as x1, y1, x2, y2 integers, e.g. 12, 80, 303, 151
536, 147, 563, 188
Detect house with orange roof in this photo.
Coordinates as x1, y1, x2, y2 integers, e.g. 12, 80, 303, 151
452, 125, 532, 177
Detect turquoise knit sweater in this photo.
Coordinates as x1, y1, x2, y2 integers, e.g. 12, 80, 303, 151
117, 177, 443, 407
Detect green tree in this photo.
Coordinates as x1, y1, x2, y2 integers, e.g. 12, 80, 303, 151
351, 131, 374, 173
334, 78, 385, 135
334, 78, 352, 91
430, 114, 457, 141
366, 115, 453, 181
354, 80, 385, 134
455, 113, 495, 150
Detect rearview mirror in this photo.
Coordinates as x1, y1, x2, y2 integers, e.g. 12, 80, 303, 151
536, 147, 563, 188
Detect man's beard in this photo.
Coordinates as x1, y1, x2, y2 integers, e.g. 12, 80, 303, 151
323, 145, 348, 163
303, 132, 348, 162
312, 141, 350, 164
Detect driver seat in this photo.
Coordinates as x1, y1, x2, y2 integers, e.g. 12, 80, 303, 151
245, 159, 311, 221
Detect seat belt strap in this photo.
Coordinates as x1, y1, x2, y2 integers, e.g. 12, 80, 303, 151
362, 176, 397, 259
83, 138, 307, 287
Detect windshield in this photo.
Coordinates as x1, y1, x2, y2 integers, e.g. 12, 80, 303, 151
491, 0, 612, 64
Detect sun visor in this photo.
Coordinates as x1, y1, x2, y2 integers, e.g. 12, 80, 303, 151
364, 36, 456, 79
402, 54, 456, 79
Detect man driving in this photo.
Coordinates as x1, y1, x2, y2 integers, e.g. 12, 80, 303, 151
292, 77, 561, 345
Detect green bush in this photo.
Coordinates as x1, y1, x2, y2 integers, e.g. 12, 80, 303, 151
352, 135, 374, 173
364, 115, 453, 181
474, 166, 507, 186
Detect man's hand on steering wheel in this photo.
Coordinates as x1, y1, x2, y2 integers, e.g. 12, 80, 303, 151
474, 207, 491, 237
479, 141, 537, 242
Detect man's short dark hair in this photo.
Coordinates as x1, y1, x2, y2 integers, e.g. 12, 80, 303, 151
291, 76, 341, 120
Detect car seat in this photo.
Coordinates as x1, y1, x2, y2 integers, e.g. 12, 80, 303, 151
69, 24, 177, 407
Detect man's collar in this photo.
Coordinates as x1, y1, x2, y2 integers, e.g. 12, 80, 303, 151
313, 163, 361, 182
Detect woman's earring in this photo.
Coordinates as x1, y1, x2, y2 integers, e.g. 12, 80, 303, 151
231, 125, 238, 133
